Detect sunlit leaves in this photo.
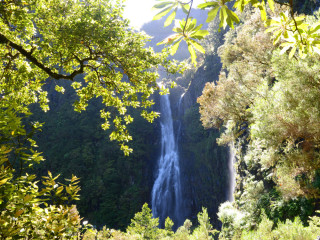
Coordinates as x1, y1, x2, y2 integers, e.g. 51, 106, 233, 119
0, 148, 83, 239
266, 12, 320, 58
55, 85, 65, 94
233, 0, 247, 12
266, 12, 293, 44
198, 0, 239, 29
164, 10, 177, 26
157, 18, 208, 66
152, 0, 190, 27
267, 0, 275, 12
207, 5, 220, 22
0, 0, 184, 154
153, 0, 320, 63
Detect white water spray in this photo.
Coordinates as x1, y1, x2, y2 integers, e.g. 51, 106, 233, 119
228, 143, 236, 202
151, 93, 183, 227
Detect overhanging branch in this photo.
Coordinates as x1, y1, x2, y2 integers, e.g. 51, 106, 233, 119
0, 32, 95, 80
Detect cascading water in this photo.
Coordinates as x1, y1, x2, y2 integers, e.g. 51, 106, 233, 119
176, 93, 185, 143
228, 143, 236, 202
151, 93, 183, 227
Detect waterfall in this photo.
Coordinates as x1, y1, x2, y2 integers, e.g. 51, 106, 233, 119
176, 93, 185, 143
228, 143, 236, 202
151, 93, 183, 227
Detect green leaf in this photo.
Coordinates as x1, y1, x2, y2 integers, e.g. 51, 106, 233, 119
206, 6, 220, 23
297, 23, 309, 32
310, 23, 320, 34
55, 85, 65, 94
0, 178, 9, 185
190, 30, 209, 40
192, 24, 204, 33
190, 39, 205, 54
259, 2, 267, 21
280, 12, 287, 21
164, 9, 176, 27
288, 45, 297, 58
198, 2, 219, 9
187, 42, 197, 66
170, 39, 182, 55
153, 6, 172, 20
152, 1, 174, 10
225, 8, 240, 24
234, 0, 246, 12
172, 26, 183, 33
265, 26, 280, 33
267, 0, 274, 12
181, 3, 190, 14
273, 31, 282, 44
186, 18, 197, 32
56, 186, 64, 195
220, 6, 228, 29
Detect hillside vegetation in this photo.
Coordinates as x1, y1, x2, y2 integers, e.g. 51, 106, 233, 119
1, 0, 320, 239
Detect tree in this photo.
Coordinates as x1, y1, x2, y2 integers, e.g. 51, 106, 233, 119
0, 0, 182, 156
126, 203, 161, 239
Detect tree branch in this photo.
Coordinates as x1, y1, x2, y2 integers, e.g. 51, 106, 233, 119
288, 0, 305, 45
273, 0, 290, 7
183, 0, 193, 37
0, 32, 96, 80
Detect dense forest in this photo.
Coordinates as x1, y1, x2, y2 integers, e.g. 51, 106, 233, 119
1, 0, 320, 239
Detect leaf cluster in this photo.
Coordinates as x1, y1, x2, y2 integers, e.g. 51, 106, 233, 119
152, 0, 320, 65
0, 147, 83, 239
0, 0, 183, 155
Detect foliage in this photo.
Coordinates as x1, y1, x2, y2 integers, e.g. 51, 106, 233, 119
126, 203, 162, 239
0, 147, 83, 239
0, 0, 182, 155
199, 3, 320, 198
153, 0, 320, 65
198, 8, 275, 139
217, 202, 244, 239
197, 3, 320, 239
240, 213, 320, 240
86, 205, 219, 240
157, 17, 209, 66
249, 50, 320, 198
190, 208, 218, 240
82, 204, 320, 239
30, 83, 159, 229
